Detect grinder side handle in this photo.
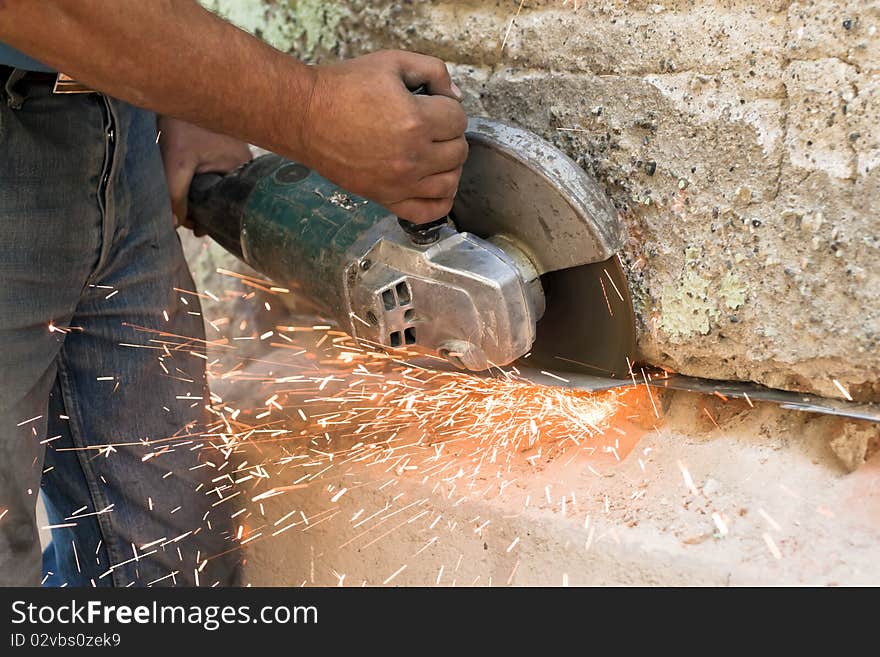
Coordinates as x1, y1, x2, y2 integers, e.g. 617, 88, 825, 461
187, 172, 246, 259
189, 172, 224, 201
187, 154, 290, 259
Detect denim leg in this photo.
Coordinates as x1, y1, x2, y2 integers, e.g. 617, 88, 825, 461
39, 377, 114, 586
0, 87, 106, 586
1, 82, 240, 586
39, 100, 240, 587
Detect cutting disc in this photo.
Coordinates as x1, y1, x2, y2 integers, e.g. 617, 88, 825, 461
454, 117, 623, 273
453, 117, 637, 379
523, 255, 637, 379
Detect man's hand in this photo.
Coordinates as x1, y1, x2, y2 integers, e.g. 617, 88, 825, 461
301, 51, 468, 224
158, 117, 253, 231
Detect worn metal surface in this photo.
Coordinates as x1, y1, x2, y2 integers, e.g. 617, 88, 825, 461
453, 117, 624, 275
519, 255, 637, 379
240, 157, 387, 319
189, 153, 547, 370
515, 365, 633, 392
343, 219, 544, 371
648, 373, 880, 423
517, 365, 880, 423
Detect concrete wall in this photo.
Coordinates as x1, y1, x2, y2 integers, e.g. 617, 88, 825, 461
201, 0, 880, 401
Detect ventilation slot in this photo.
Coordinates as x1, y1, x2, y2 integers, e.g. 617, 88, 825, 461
382, 289, 395, 310
404, 327, 417, 345
396, 282, 411, 305
389, 331, 402, 348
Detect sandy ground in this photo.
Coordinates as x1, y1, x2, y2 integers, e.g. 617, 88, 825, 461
207, 345, 880, 587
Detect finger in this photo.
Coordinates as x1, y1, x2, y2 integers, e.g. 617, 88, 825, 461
416, 95, 468, 141
167, 173, 190, 225
173, 195, 188, 227
396, 52, 463, 101
413, 168, 463, 200
163, 160, 195, 226
420, 137, 468, 177
388, 197, 455, 224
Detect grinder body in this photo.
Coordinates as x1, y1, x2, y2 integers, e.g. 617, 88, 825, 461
189, 154, 544, 371
188, 118, 636, 377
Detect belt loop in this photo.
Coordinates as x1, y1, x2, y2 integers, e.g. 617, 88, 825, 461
4, 68, 26, 110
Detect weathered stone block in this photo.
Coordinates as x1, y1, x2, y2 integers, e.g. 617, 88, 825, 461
788, 0, 880, 73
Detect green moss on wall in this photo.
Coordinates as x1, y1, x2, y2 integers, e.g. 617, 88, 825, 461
292, 0, 345, 55
658, 260, 747, 340
203, 0, 344, 56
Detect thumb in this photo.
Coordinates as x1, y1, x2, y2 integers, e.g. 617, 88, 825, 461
164, 159, 196, 227
397, 52, 463, 101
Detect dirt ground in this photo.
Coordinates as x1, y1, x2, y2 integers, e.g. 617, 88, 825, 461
208, 344, 880, 587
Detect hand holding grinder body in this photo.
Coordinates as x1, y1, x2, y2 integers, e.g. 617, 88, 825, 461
0, 1, 468, 224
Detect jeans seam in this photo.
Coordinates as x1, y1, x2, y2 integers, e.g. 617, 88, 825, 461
88, 95, 118, 284
55, 352, 128, 587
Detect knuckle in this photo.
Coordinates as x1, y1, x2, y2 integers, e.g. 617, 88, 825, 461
440, 172, 459, 196
401, 114, 423, 135
373, 50, 397, 69
433, 58, 451, 82
392, 150, 421, 177
450, 172, 463, 193
386, 200, 405, 216
422, 172, 458, 199
424, 181, 442, 198
389, 158, 411, 178
456, 140, 469, 165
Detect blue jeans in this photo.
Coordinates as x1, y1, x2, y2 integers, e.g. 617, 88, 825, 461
0, 75, 240, 586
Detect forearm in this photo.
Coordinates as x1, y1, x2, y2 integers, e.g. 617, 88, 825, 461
0, 0, 314, 160
1, 0, 469, 223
